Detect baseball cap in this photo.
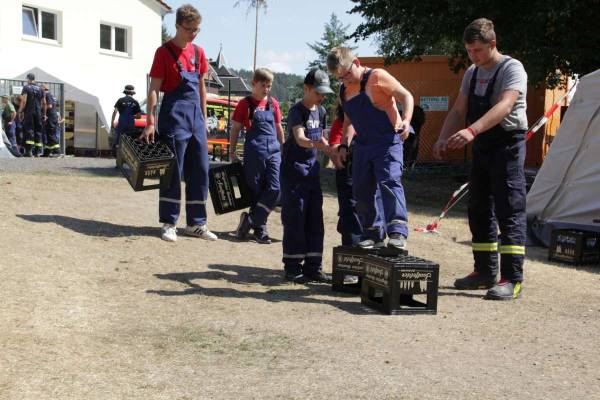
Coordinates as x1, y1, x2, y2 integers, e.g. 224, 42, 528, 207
304, 69, 333, 94
26, 73, 35, 80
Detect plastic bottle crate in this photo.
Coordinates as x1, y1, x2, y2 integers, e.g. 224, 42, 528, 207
208, 162, 253, 215
332, 246, 407, 294
116, 135, 175, 191
361, 254, 439, 315
549, 229, 600, 265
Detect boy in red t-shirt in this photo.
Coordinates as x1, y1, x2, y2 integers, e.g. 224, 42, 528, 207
140, 4, 216, 243
229, 68, 284, 244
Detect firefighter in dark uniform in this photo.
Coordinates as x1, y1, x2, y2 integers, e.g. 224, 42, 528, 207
433, 18, 528, 300
42, 85, 61, 157
111, 85, 141, 156
18, 73, 46, 157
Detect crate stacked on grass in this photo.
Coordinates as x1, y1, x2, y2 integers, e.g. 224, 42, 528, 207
549, 229, 600, 266
361, 254, 439, 315
117, 135, 175, 191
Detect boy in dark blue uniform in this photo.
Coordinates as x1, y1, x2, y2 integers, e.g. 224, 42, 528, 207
18, 73, 46, 157
111, 85, 141, 156
281, 69, 335, 284
433, 18, 528, 300
229, 68, 284, 244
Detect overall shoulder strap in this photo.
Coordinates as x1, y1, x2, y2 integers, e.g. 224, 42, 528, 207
360, 69, 373, 92
485, 58, 511, 97
163, 42, 183, 73
339, 84, 346, 102
193, 45, 199, 72
469, 67, 479, 95
246, 96, 257, 121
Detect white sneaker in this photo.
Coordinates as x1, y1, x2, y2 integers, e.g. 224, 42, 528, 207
184, 224, 218, 241
161, 224, 177, 242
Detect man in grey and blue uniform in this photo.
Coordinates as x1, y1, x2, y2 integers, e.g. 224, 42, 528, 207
433, 18, 528, 300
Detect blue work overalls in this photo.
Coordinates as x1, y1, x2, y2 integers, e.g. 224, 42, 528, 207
341, 69, 409, 241
467, 61, 526, 282
22, 83, 44, 154
335, 140, 363, 246
114, 96, 138, 152
243, 97, 281, 236
158, 44, 209, 227
44, 92, 60, 153
281, 104, 325, 276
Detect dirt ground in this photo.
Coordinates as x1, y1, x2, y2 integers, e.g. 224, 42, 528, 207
1, 166, 599, 400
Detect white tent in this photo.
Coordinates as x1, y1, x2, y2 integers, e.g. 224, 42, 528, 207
0, 123, 16, 158
527, 69, 600, 246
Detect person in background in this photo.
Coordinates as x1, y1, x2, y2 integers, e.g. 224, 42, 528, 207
19, 73, 46, 157
42, 85, 61, 157
2, 95, 19, 155
111, 85, 141, 156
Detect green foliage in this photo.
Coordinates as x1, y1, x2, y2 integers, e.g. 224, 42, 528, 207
349, 0, 600, 88
161, 23, 171, 43
307, 13, 358, 122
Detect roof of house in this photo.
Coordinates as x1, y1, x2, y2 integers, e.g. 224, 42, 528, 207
154, 0, 172, 11
218, 76, 251, 95
207, 65, 224, 88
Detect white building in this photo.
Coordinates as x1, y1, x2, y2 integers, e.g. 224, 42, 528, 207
0, 0, 171, 152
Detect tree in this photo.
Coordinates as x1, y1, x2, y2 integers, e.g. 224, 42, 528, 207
234, 0, 268, 71
307, 13, 357, 121
161, 22, 171, 43
349, 0, 600, 88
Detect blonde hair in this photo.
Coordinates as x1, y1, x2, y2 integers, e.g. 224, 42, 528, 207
176, 4, 202, 25
326, 47, 355, 74
463, 18, 496, 44
253, 67, 274, 83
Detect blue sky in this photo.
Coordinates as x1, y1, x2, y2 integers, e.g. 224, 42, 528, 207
162, 0, 379, 75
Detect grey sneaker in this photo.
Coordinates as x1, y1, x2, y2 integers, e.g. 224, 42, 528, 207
358, 239, 385, 249
387, 233, 407, 250
184, 225, 218, 241
344, 275, 359, 285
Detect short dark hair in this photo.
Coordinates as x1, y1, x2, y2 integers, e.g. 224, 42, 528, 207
176, 4, 202, 25
463, 18, 496, 44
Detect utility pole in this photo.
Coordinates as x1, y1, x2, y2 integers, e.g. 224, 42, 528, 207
253, 2, 259, 71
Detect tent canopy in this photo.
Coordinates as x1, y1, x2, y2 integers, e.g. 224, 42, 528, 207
13, 67, 107, 127
527, 69, 600, 245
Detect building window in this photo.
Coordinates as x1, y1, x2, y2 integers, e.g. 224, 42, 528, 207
22, 6, 58, 41
100, 23, 129, 54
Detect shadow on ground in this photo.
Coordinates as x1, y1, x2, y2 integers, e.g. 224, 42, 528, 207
17, 214, 157, 238
210, 230, 282, 244
147, 263, 380, 315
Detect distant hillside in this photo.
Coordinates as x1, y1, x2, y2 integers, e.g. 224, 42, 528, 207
232, 69, 303, 104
